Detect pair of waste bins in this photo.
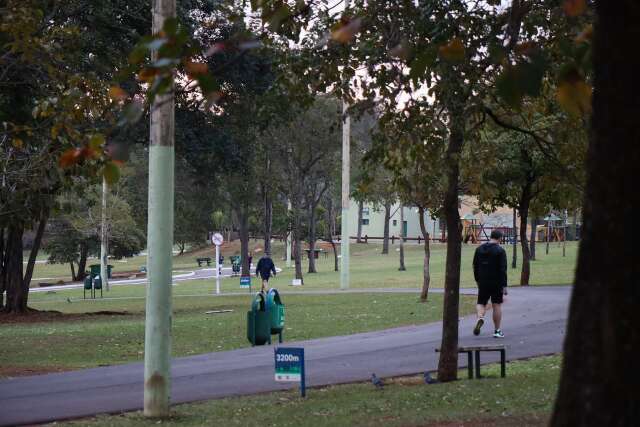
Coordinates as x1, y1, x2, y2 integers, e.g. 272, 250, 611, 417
247, 288, 285, 346
83, 275, 103, 299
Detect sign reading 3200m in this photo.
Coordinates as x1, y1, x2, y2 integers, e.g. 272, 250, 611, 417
274, 347, 304, 382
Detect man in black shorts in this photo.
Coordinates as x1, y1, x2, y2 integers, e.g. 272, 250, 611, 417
472, 229, 508, 338
255, 255, 277, 292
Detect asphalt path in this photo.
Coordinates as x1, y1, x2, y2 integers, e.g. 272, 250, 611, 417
0, 286, 571, 426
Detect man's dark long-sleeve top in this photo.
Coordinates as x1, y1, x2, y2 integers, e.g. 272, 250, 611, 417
256, 256, 276, 279
472, 242, 507, 288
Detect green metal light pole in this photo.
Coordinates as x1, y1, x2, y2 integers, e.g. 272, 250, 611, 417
144, 0, 175, 417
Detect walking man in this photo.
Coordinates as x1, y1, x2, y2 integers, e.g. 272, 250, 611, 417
255, 254, 277, 292
472, 229, 508, 338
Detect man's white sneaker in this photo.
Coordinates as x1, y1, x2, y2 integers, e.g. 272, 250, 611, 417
493, 329, 505, 338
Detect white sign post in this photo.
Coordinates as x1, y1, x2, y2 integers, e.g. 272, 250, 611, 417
211, 233, 224, 294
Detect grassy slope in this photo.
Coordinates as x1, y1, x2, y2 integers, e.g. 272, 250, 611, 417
66, 355, 562, 427
0, 293, 476, 372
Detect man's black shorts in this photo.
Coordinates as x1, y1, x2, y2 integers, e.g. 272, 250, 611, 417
477, 283, 504, 305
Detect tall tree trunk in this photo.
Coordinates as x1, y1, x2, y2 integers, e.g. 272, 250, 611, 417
263, 186, 272, 257
324, 197, 339, 272
382, 201, 391, 254
292, 201, 304, 284
70, 262, 76, 282
308, 205, 317, 273
4, 223, 26, 313
551, 4, 639, 424
530, 216, 537, 261
418, 207, 431, 302
511, 208, 517, 269
0, 227, 5, 310
23, 210, 48, 291
77, 241, 89, 281
356, 200, 363, 243
398, 204, 406, 271
519, 185, 532, 286
437, 120, 463, 383
572, 209, 579, 241
238, 202, 250, 277
519, 207, 531, 286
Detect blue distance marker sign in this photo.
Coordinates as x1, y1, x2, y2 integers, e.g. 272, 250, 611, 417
274, 347, 306, 397
240, 275, 251, 288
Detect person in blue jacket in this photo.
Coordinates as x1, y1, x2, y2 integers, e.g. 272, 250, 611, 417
255, 255, 277, 292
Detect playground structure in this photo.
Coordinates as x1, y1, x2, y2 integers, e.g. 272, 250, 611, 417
461, 213, 516, 244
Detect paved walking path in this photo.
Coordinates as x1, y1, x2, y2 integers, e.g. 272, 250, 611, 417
0, 286, 571, 426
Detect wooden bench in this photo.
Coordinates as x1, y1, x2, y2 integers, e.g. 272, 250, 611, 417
196, 257, 212, 267
436, 345, 506, 379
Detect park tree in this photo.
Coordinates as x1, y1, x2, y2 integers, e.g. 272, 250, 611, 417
44, 185, 144, 280
367, 105, 447, 301
267, 98, 342, 283
548, 1, 640, 425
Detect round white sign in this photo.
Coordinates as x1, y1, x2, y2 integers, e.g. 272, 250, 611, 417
211, 232, 224, 246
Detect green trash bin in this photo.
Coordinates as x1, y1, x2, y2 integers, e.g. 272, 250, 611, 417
83, 275, 93, 299
90, 264, 112, 279
93, 275, 103, 298
247, 292, 271, 346
266, 288, 285, 342
89, 264, 101, 278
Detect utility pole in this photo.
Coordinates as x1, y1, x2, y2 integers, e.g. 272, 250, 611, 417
340, 0, 351, 290
144, 0, 175, 417
100, 176, 109, 290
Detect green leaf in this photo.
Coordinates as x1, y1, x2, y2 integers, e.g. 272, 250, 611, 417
496, 66, 521, 108
89, 133, 105, 151
196, 74, 219, 94
103, 162, 120, 185
409, 47, 436, 83
162, 17, 179, 36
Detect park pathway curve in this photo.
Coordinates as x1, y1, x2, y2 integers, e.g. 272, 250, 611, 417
0, 286, 571, 426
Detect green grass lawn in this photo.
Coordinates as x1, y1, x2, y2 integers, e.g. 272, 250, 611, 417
27, 240, 577, 303
64, 354, 562, 427
0, 293, 476, 375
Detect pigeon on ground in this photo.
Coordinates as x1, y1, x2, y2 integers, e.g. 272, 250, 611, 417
66, 297, 72, 303
423, 371, 438, 384
371, 373, 384, 389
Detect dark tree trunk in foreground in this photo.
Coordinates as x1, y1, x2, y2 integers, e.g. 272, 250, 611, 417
551, 4, 640, 425
382, 201, 391, 254
529, 217, 537, 261
356, 200, 363, 243
4, 223, 26, 313
398, 204, 405, 271
418, 207, 431, 302
437, 122, 463, 382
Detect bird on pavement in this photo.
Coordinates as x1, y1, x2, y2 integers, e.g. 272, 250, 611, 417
424, 371, 438, 384
371, 373, 384, 390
